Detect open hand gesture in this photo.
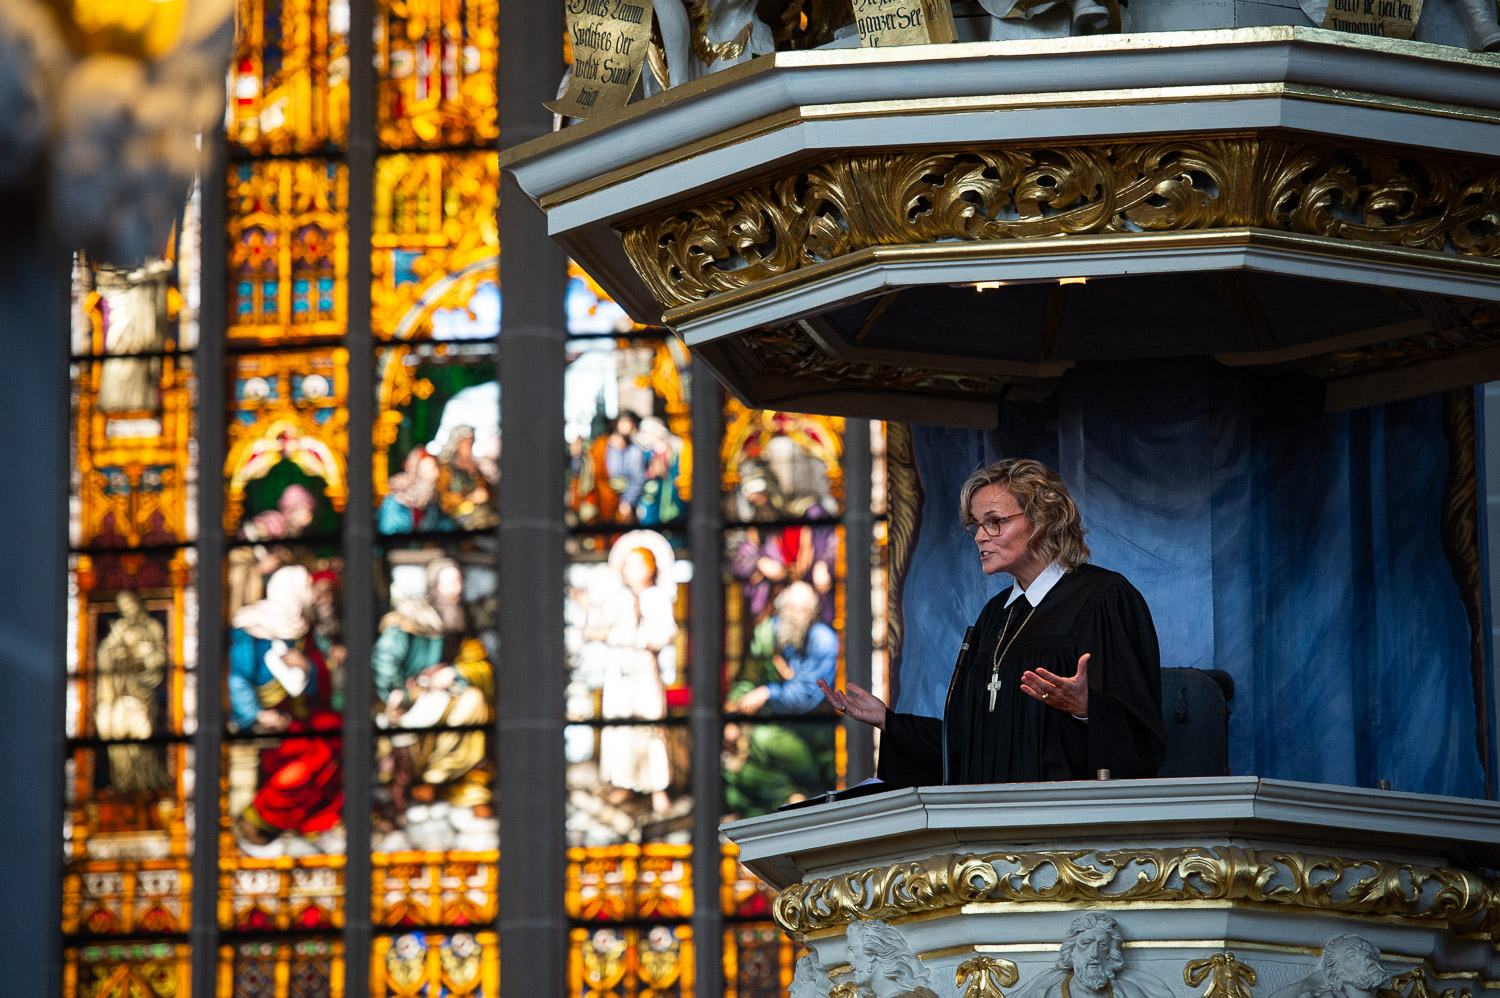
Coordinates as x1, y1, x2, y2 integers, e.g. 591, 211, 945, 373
817, 679, 887, 730
1020, 652, 1090, 718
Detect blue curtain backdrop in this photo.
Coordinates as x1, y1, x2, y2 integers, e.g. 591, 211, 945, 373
896, 359, 1489, 798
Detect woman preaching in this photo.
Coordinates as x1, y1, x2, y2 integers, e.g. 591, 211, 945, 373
819, 459, 1166, 785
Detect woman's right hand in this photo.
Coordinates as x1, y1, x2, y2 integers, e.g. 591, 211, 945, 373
817, 680, 887, 729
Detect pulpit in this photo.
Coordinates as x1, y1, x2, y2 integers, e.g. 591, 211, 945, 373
723, 779, 1500, 998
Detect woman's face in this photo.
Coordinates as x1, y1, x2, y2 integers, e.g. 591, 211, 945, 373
969, 483, 1035, 577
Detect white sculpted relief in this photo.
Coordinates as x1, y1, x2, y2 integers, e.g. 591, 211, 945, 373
648, 0, 775, 92
1271, 936, 1388, 998
1013, 914, 1174, 998
975, 0, 1113, 35
792, 952, 836, 998
845, 920, 942, 998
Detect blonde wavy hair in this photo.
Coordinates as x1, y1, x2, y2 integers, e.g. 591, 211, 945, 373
958, 459, 1090, 570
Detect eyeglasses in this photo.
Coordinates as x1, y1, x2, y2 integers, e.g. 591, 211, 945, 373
965, 511, 1024, 538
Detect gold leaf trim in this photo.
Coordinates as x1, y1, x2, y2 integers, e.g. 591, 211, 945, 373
619, 136, 1500, 310
771, 847, 1499, 938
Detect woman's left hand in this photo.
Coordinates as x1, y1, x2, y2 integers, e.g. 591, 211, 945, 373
1020, 653, 1089, 717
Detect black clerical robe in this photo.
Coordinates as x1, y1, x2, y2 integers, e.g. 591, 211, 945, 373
879, 564, 1165, 786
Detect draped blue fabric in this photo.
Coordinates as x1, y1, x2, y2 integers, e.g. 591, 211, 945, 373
896, 360, 1489, 798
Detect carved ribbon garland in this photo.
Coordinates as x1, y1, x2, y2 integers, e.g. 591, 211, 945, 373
770, 847, 1500, 937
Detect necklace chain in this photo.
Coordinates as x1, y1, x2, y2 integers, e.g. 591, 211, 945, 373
988, 601, 1036, 711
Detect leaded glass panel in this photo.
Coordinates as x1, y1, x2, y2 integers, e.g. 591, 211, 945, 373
565, 337, 691, 528
63, 745, 195, 936
372, 931, 499, 997
371, 152, 498, 342
721, 404, 843, 521
220, 938, 344, 997
376, 0, 499, 149
567, 844, 692, 923
65, 942, 191, 998
226, 350, 350, 542
570, 925, 693, 998
566, 529, 691, 722
375, 343, 499, 534
722, 925, 795, 998
565, 723, 693, 847
567, 264, 636, 336
70, 354, 198, 550
228, 160, 349, 343
373, 853, 498, 928
230, 0, 351, 154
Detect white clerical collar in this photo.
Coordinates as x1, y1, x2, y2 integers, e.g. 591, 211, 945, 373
1004, 560, 1066, 608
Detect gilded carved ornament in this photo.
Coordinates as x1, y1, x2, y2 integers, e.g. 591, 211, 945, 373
770, 847, 1499, 938
740, 326, 1026, 396
1184, 953, 1258, 998
958, 956, 1021, 998
619, 138, 1500, 311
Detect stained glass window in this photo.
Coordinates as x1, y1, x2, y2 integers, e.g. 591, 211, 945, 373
721, 402, 846, 819
376, 0, 499, 149
229, 160, 350, 344
231, 0, 352, 154
564, 312, 697, 998
369, 141, 501, 989
60, 5, 897, 993
373, 931, 499, 996
376, 344, 499, 533
65, 203, 203, 993
371, 152, 499, 343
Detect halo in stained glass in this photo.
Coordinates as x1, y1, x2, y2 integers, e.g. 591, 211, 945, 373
565, 529, 691, 722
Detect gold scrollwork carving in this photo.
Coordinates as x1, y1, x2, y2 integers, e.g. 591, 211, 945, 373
1184, 953, 1258, 998
773, 854, 999, 934
770, 847, 1500, 938
740, 326, 1025, 396
1381, 968, 1474, 998
618, 137, 1500, 310
958, 956, 1020, 998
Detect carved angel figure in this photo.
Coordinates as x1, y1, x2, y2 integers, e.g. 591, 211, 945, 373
647, 0, 775, 91
844, 921, 940, 998
791, 953, 836, 998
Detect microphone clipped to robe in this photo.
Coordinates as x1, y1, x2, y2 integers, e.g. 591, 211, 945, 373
941, 626, 976, 786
